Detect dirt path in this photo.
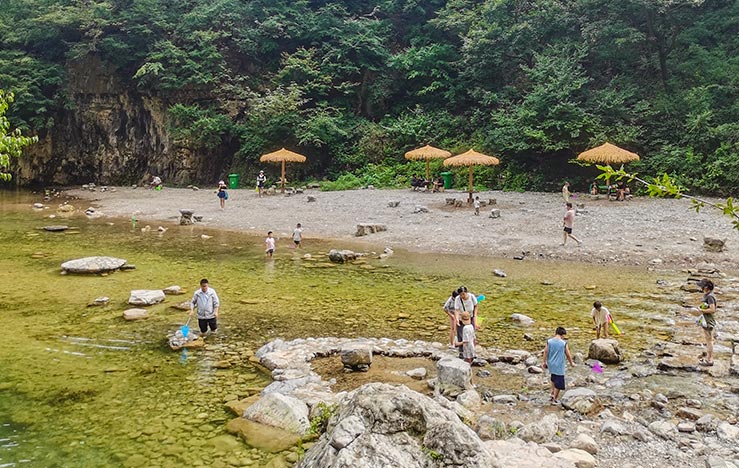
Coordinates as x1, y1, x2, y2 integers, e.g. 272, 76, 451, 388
67, 186, 738, 269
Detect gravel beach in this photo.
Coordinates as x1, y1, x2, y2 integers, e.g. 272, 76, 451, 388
69, 186, 738, 269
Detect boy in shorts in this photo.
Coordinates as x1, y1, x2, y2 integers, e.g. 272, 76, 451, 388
292, 223, 303, 248
454, 311, 476, 363
542, 327, 574, 404
265, 231, 275, 257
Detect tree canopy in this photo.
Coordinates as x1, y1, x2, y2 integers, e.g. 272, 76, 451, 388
0, 0, 737, 192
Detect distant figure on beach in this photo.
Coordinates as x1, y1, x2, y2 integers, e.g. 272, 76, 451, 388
561, 202, 582, 246
216, 180, 228, 209
149, 175, 162, 190
591, 301, 612, 339
189, 278, 220, 338
443, 289, 459, 349
454, 286, 478, 359
454, 311, 476, 363
589, 180, 599, 195
265, 231, 275, 257
292, 223, 303, 248
542, 327, 574, 405
257, 170, 267, 197
473, 196, 480, 216
562, 181, 571, 203
694, 279, 717, 366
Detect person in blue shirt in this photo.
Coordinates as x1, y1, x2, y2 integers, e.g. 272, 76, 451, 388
542, 327, 575, 404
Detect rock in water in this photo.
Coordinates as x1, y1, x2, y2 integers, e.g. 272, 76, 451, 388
123, 308, 149, 320
61, 256, 128, 274
128, 290, 166, 306
299, 383, 500, 468
243, 393, 310, 436
43, 225, 69, 232
328, 249, 357, 263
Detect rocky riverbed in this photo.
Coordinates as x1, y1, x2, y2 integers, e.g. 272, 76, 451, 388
64, 186, 739, 269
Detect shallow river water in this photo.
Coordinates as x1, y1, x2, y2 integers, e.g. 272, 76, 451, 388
0, 190, 727, 467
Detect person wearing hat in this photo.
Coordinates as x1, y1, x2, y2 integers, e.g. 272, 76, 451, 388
256, 170, 267, 197
454, 311, 476, 363
542, 327, 574, 405
453, 286, 478, 359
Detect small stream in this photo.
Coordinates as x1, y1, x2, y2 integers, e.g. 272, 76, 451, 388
0, 190, 735, 467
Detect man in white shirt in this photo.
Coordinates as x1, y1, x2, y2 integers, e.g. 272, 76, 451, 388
189, 278, 220, 337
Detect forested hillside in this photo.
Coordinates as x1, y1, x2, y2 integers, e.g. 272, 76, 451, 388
0, 0, 737, 192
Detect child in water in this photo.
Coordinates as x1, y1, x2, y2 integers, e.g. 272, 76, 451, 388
265, 231, 275, 257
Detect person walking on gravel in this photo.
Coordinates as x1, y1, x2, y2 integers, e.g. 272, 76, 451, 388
561, 202, 582, 246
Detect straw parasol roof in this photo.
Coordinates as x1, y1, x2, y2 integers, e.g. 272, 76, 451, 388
260, 148, 307, 193
443, 149, 500, 202
260, 148, 307, 164
404, 145, 452, 180
576, 142, 639, 165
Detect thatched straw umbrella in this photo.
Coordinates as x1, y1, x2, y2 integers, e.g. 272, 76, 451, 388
259, 148, 307, 193
443, 149, 500, 203
404, 145, 452, 181
577, 142, 640, 185
577, 142, 640, 165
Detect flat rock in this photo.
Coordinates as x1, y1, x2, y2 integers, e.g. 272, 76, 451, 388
128, 289, 166, 306
61, 256, 128, 274
43, 225, 69, 232
123, 308, 149, 320
226, 418, 301, 453
243, 393, 310, 436
162, 285, 185, 295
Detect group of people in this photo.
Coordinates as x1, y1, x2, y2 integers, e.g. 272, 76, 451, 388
215, 170, 270, 209
264, 223, 303, 257
410, 174, 444, 192
436, 279, 719, 405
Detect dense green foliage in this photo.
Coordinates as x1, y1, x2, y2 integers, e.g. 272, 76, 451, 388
0, 90, 38, 180
0, 0, 737, 193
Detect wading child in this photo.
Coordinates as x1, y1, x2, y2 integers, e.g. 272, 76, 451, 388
454, 311, 476, 363
265, 231, 275, 257
473, 196, 481, 216
292, 223, 303, 248
542, 327, 574, 405
590, 301, 612, 339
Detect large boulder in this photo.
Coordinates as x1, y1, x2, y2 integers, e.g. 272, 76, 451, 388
340, 345, 372, 371
243, 392, 311, 436
328, 249, 357, 263
298, 383, 501, 468
128, 289, 166, 306
587, 339, 621, 364
436, 357, 472, 391
61, 256, 128, 274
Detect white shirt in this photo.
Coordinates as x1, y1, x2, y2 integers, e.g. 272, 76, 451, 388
292, 228, 302, 241
454, 294, 477, 317
461, 324, 476, 359
265, 237, 275, 250
191, 287, 219, 319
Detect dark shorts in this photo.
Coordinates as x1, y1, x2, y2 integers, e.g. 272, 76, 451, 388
551, 374, 565, 390
198, 318, 217, 333
266, 248, 274, 254
563, 227, 572, 234
293, 240, 300, 245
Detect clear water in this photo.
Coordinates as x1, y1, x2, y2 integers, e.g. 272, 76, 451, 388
0, 189, 716, 467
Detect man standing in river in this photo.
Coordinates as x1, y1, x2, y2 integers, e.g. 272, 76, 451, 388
189, 278, 220, 337
561, 202, 582, 246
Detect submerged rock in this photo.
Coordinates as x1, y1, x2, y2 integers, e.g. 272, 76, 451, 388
328, 249, 357, 263
128, 289, 166, 306
243, 392, 310, 436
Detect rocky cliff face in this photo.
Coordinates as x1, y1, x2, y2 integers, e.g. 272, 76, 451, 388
17, 55, 235, 186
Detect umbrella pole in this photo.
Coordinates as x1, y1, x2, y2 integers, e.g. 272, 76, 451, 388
281, 161, 286, 194
468, 166, 473, 203
425, 161, 430, 182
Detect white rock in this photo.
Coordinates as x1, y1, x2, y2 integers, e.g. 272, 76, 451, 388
243, 392, 310, 436
570, 433, 598, 455
648, 420, 679, 440
486, 439, 574, 468
123, 308, 149, 320
456, 390, 481, 410
436, 357, 472, 390
553, 448, 596, 468
128, 289, 166, 306
405, 367, 427, 380
162, 285, 184, 295
717, 422, 739, 441
510, 313, 534, 325
518, 414, 559, 444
